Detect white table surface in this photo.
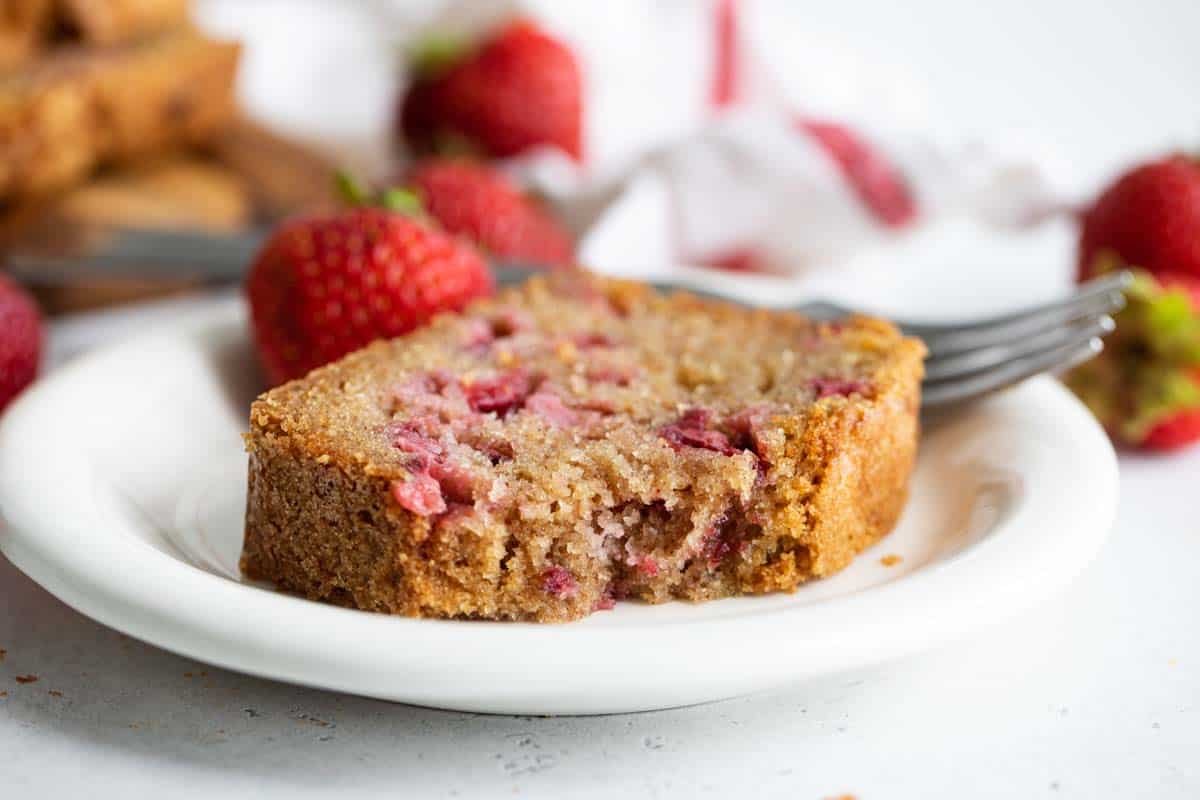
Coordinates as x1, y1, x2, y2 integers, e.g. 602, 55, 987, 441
4, 0, 1200, 796
4, 238, 1199, 799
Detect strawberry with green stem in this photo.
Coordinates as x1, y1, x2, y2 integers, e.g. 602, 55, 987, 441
245, 176, 494, 385
1068, 153, 1200, 450
1067, 262, 1200, 450
342, 162, 575, 267
401, 158, 574, 267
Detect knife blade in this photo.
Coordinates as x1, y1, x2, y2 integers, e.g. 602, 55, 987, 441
4, 226, 269, 285
2, 224, 548, 288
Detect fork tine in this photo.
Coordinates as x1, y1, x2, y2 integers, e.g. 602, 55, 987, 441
923, 314, 1115, 382
899, 271, 1130, 336
917, 288, 1125, 357
902, 271, 1130, 354
922, 336, 1103, 407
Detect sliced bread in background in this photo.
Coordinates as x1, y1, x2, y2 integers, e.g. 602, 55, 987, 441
0, 28, 240, 198
0, 1, 53, 71
56, 0, 190, 46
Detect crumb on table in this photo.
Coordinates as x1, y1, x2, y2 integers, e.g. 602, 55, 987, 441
880, 554, 903, 567
14, 675, 38, 684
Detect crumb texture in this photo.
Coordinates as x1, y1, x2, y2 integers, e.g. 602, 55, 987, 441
242, 272, 925, 622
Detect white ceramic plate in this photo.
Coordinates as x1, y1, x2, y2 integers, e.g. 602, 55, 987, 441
0, 298, 1117, 714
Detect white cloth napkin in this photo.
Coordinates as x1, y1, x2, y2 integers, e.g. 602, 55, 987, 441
195, 0, 1065, 279
397, 0, 1065, 278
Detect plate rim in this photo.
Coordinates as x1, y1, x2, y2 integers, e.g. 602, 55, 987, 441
0, 300, 1120, 714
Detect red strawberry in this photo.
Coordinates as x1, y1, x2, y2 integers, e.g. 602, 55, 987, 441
399, 19, 583, 162
246, 207, 494, 385
1078, 155, 1200, 282
1066, 271, 1200, 451
0, 275, 42, 412
1139, 400, 1200, 450
403, 159, 574, 267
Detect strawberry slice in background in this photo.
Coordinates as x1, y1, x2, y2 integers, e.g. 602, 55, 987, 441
399, 19, 583, 162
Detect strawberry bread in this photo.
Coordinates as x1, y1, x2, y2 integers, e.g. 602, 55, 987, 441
242, 272, 925, 622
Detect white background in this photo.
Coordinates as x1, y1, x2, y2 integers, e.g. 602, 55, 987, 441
2, 1, 1199, 797
194, 0, 1200, 197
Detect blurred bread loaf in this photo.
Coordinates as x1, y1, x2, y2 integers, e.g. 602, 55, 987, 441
0, 153, 252, 312
1, 118, 338, 313
0, 154, 251, 237
0, 0, 189, 70
0, 0, 339, 313
0, 28, 240, 198
0, 1, 52, 70
56, 0, 190, 45
207, 119, 338, 221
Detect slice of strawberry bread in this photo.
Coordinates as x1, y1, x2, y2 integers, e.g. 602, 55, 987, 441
241, 272, 926, 622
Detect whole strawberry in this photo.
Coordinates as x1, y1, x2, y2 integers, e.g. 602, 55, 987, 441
1078, 155, 1200, 282
1067, 270, 1200, 450
0, 274, 42, 412
399, 19, 583, 162
403, 158, 574, 267
246, 207, 494, 385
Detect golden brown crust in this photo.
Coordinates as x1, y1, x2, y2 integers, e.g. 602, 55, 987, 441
0, 28, 240, 198
0, 0, 53, 71
0, 155, 250, 234
56, 0, 189, 45
0, 0, 189, 67
242, 274, 925, 622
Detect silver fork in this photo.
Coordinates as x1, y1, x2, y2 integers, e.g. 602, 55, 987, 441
4, 225, 1129, 409
790, 271, 1130, 408
511, 269, 1126, 410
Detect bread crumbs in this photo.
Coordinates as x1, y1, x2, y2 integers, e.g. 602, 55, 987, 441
15, 675, 38, 684
48, 690, 63, 697
880, 554, 903, 567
